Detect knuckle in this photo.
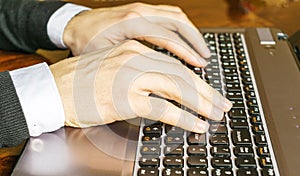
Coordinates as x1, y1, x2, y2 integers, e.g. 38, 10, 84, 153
123, 40, 140, 47
172, 6, 183, 12
122, 10, 141, 20
129, 2, 144, 7
121, 40, 142, 51
128, 2, 146, 10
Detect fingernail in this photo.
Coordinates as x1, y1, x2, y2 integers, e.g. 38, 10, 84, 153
195, 120, 209, 133
198, 58, 208, 67
204, 46, 212, 58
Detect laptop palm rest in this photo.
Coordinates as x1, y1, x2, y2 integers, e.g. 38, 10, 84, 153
12, 119, 140, 176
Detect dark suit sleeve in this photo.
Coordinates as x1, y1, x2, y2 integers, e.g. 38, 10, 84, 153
0, 71, 29, 148
0, 0, 67, 53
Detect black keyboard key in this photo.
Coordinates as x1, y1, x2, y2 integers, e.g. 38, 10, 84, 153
188, 133, 207, 145
205, 72, 221, 81
250, 115, 262, 124
231, 99, 245, 108
163, 168, 183, 176
236, 157, 257, 168
241, 69, 251, 78
205, 64, 220, 72
226, 91, 243, 100
187, 145, 207, 156
193, 67, 203, 75
252, 124, 264, 134
222, 61, 237, 68
257, 146, 270, 157
224, 75, 239, 84
138, 167, 159, 176
226, 83, 241, 92
210, 146, 231, 157
188, 168, 208, 176
246, 98, 258, 107
212, 169, 233, 176
228, 108, 247, 119
142, 134, 161, 144
163, 156, 183, 167
210, 134, 229, 146
245, 91, 256, 100
237, 53, 246, 60
244, 83, 254, 92
234, 146, 254, 157
261, 168, 276, 176
209, 123, 228, 134
259, 157, 273, 168
211, 157, 232, 168
248, 106, 260, 115
254, 134, 267, 145
237, 168, 258, 176
208, 79, 222, 88
165, 125, 184, 135
165, 135, 184, 145
187, 156, 208, 168
187, 145, 206, 156
232, 129, 252, 146
230, 119, 249, 129
139, 156, 160, 167
164, 145, 184, 156
223, 68, 239, 76
225, 77, 240, 85
141, 145, 160, 156
143, 125, 162, 134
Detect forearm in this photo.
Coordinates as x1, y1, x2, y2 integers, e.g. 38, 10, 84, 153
0, 72, 29, 148
0, 0, 66, 52
0, 63, 66, 148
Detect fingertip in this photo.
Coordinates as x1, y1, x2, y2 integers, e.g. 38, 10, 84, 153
224, 99, 233, 112
193, 119, 209, 133
202, 46, 212, 59
196, 57, 208, 67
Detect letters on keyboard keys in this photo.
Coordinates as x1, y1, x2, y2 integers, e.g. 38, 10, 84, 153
187, 156, 208, 168
187, 168, 208, 176
237, 168, 258, 176
134, 32, 277, 176
210, 146, 230, 157
232, 129, 252, 146
138, 167, 159, 176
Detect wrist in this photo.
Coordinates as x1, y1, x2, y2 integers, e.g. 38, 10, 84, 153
47, 3, 91, 49
63, 10, 93, 56
49, 58, 79, 127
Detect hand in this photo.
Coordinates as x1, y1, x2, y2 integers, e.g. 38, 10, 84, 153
50, 40, 232, 133
63, 2, 210, 67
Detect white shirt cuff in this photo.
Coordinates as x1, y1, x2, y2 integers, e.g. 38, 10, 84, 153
10, 63, 65, 137
47, 3, 91, 48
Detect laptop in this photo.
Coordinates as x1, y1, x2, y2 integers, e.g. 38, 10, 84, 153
12, 27, 300, 176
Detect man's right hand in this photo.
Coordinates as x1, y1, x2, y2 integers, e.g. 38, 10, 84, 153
50, 40, 232, 133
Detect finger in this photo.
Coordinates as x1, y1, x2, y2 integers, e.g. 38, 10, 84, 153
122, 3, 211, 59
108, 40, 231, 115
122, 17, 208, 67
132, 72, 230, 121
116, 45, 231, 113
133, 94, 210, 133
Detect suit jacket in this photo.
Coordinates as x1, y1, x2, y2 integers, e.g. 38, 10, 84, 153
0, 0, 67, 148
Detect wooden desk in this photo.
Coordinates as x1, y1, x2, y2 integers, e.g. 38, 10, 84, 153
0, 0, 299, 175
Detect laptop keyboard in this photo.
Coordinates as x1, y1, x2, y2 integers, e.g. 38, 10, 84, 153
133, 32, 278, 176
